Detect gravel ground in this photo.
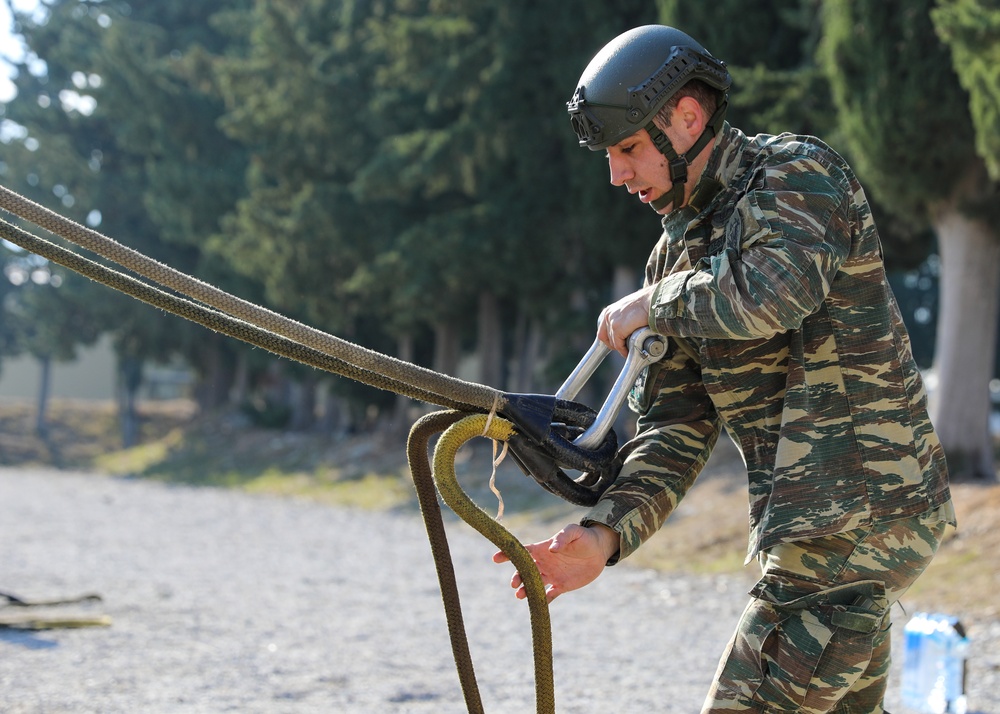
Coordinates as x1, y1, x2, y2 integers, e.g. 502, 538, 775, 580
1, 467, 997, 714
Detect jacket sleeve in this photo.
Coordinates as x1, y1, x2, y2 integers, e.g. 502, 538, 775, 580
581, 338, 721, 563
650, 154, 854, 340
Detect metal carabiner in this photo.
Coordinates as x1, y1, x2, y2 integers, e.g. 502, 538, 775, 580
555, 327, 667, 450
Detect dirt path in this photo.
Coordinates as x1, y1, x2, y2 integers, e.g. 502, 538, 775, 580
0, 467, 996, 713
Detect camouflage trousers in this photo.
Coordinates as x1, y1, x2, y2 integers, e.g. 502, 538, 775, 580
702, 503, 954, 713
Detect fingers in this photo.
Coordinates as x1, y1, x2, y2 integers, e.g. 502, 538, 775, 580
513, 579, 562, 603
549, 524, 582, 553
596, 307, 610, 343
498, 555, 537, 601
496, 542, 550, 602
597, 285, 658, 357
597, 309, 631, 358
494, 525, 612, 605
493, 539, 546, 564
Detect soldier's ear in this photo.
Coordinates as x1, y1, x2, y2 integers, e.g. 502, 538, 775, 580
674, 96, 707, 140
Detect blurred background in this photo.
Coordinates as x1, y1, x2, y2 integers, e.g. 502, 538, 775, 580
1, 0, 998, 483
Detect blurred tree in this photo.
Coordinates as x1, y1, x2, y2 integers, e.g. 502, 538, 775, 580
1, 1, 121, 437
354, 1, 659, 398
821, 0, 1000, 480
0, 240, 21, 369
213, 0, 406, 428
657, 0, 832, 136
84, 0, 256, 415
0, 253, 100, 441
656, 0, 935, 274
933, 0, 1000, 180
215, 0, 659, 424
2, 0, 257, 443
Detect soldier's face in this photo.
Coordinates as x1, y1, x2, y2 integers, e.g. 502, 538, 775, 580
606, 128, 682, 215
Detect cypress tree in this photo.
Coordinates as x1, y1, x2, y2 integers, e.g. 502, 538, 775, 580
822, 0, 1000, 480
933, 0, 1000, 180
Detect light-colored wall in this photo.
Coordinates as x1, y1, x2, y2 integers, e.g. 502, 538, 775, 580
0, 333, 116, 400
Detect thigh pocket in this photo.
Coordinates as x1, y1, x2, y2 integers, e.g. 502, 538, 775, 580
721, 577, 888, 711
714, 597, 787, 705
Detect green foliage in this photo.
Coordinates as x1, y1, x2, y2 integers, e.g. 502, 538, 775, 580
1, 254, 101, 363
819, 0, 979, 221
0, 242, 25, 369
657, 0, 834, 137
354, 0, 661, 323
213, 0, 396, 335
658, 0, 817, 69
933, 0, 1000, 181
214, 0, 660, 389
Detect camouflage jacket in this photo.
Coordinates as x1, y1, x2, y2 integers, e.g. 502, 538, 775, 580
583, 124, 953, 564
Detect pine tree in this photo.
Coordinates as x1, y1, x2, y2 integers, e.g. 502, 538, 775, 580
355, 1, 660, 393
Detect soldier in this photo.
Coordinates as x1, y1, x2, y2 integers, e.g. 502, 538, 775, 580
494, 25, 955, 713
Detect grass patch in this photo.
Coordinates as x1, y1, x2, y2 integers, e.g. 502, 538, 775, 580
95, 427, 183, 475
243, 470, 413, 510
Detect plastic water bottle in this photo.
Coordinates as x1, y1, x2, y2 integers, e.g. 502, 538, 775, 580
901, 612, 969, 713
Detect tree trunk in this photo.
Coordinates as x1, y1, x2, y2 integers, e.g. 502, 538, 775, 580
433, 321, 460, 379
930, 201, 1000, 481
318, 387, 349, 438
509, 311, 545, 394
119, 355, 143, 448
195, 335, 235, 411
35, 353, 52, 438
391, 333, 416, 433
34, 353, 62, 465
477, 291, 503, 390
289, 373, 317, 432
230, 351, 250, 409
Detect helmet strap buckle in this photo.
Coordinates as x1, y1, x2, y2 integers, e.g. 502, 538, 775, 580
645, 122, 675, 156
668, 156, 688, 185
645, 121, 690, 210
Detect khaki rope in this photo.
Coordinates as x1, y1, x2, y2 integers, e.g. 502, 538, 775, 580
0, 184, 501, 413
407, 411, 487, 714
0, 615, 113, 630
408, 411, 555, 714
0, 217, 471, 410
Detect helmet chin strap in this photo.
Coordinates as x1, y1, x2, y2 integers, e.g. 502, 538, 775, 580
643, 100, 728, 213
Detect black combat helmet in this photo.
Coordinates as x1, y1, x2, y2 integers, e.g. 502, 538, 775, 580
567, 25, 731, 211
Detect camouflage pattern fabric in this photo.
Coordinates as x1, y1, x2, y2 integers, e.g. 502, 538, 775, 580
582, 124, 953, 565
703, 503, 953, 712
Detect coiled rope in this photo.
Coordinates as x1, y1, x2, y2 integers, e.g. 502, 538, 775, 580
408, 411, 554, 714
0, 184, 560, 712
